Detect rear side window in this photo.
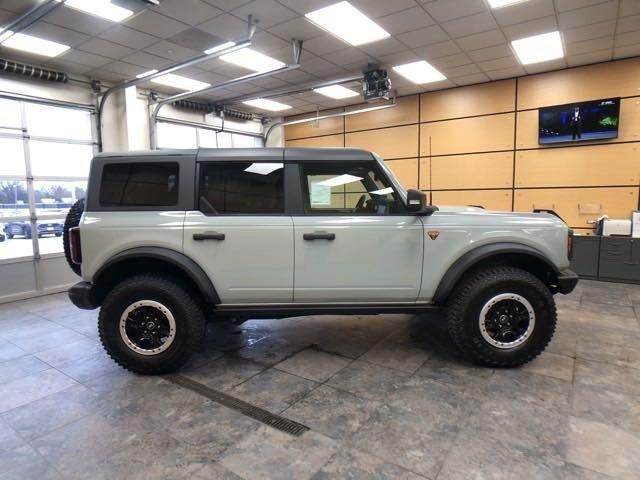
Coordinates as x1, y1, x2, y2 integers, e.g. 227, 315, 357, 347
198, 162, 284, 214
99, 163, 179, 207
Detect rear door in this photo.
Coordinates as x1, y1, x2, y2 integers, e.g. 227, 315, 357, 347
182, 159, 294, 304
292, 160, 424, 303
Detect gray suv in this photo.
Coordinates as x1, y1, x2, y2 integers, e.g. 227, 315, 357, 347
65, 148, 577, 374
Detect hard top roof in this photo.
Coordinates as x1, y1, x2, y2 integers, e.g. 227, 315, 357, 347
95, 147, 376, 162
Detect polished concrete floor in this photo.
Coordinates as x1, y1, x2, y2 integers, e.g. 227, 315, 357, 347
0, 279, 639, 479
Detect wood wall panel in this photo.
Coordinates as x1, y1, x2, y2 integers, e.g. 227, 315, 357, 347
284, 108, 344, 139
345, 96, 418, 132
516, 98, 640, 149
420, 79, 515, 122
517, 57, 640, 110
429, 152, 513, 190
384, 158, 419, 190
285, 134, 344, 148
420, 113, 514, 156
432, 189, 513, 211
514, 187, 639, 228
346, 124, 418, 159
515, 143, 640, 188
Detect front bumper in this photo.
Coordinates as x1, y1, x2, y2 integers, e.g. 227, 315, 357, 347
556, 269, 579, 294
68, 281, 98, 310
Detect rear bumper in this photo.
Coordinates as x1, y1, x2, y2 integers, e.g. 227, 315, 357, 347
68, 281, 98, 310
556, 269, 579, 294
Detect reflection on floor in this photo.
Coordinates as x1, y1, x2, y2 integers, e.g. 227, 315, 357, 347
0, 279, 639, 479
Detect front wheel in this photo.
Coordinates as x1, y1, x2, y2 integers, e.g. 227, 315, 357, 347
446, 266, 556, 367
98, 274, 206, 374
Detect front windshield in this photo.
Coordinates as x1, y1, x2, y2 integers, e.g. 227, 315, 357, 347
373, 153, 407, 199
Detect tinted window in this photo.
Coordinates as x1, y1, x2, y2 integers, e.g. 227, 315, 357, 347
199, 162, 284, 214
301, 162, 406, 215
100, 163, 179, 207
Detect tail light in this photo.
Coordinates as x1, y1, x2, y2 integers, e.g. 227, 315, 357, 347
69, 227, 82, 264
567, 229, 574, 261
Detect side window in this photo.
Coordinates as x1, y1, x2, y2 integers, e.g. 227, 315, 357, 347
301, 162, 406, 215
198, 162, 284, 214
99, 162, 179, 207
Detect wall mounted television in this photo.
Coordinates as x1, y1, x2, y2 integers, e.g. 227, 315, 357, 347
538, 98, 620, 144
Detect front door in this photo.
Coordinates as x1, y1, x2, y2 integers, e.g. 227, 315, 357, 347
183, 161, 293, 304
292, 161, 424, 303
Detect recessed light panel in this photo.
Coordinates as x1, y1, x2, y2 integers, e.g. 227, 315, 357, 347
220, 48, 286, 73
56, 0, 133, 23
150, 74, 210, 91
0, 31, 70, 57
512, 31, 564, 65
243, 99, 291, 111
313, 85, 359, 99
136, 69, 158, 79
392, 60, 446, 84
204, 41, 236, 55
305, 1, 390, 46
487, 0, 531, 8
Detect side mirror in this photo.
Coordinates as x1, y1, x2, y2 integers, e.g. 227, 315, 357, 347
406, 189, 437, 216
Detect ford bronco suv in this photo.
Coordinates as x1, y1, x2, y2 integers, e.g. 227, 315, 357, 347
65, 148, 577, 374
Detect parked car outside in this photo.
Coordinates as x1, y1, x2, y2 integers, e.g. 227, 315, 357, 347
4, 221, 63, 239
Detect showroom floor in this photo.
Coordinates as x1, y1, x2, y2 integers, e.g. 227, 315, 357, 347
0, 280, 638, 480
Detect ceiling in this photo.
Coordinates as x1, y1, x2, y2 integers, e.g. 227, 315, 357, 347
0, 0, 639, 116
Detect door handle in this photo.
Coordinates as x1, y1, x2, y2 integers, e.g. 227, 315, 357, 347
303, 231, 335, 241
193, 232, 225, 241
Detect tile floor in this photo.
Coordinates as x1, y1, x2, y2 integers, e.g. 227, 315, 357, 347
0, 279, 639, 479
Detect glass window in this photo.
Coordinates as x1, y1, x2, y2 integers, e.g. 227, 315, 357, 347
0, 219, 34, 260
30, 141, 93, 178
0, 137, 26, 176
0, 181, 29, 218
100, 163, 179, 207
157, 122, 197, 149
34, 180, 86, 218
198, 162, 284, 214
198, 129, 217, 148
217, 132, 233, 148
301, 162, 406, 215
25, 103, 92, 141
0, 98, 22, 129
231, 133, 256, 148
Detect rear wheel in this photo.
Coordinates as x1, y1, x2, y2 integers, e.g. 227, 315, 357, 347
98, 274, 206, 374
446, 266, 556, 367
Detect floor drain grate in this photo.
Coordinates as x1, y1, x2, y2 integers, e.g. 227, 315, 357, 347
167, 374, 310, 437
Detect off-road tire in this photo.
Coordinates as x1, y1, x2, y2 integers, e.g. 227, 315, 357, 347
446, 266, 556, 367
98, 274, 205, 374
63, 198, 84, 275
6, 234, 13, 239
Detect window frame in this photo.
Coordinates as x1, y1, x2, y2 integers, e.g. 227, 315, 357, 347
195, 160, 288, 216
296, 160, 409, 216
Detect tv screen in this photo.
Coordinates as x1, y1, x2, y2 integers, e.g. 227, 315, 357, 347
538, 98, 620, 144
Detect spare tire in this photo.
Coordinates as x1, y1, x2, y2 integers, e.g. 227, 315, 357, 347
63, 198, 84, 276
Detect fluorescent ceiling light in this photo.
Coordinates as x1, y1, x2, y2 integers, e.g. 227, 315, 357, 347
512, 31, 564, 65
150, 73, 210, 91
220, 48, 285, 72
0, 31, 69, 57
305, 1, 390, 46
370, 187, 393, 195
243, 98, 291, 111
204, 41, 236, 55
318, 174, 363, 187
313, 84, 359, 99
136, 69, 158, 79
244, 163, 284, 175
487, 0, 531, 8
56, 0, 133, 22
392, 60, 446, 84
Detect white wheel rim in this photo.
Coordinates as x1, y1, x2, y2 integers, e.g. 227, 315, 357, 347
479, 293, 535, 349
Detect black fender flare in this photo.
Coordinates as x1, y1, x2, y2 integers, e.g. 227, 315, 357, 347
432, 242, 561, 304
93, 246, 220, 304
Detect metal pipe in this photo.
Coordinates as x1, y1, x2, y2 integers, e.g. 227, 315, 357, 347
264, 96, 397, 144
155, 116, 263, 138
217, 74, 362, 106
96, 15, 258, 151
150, 63, 300, 148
